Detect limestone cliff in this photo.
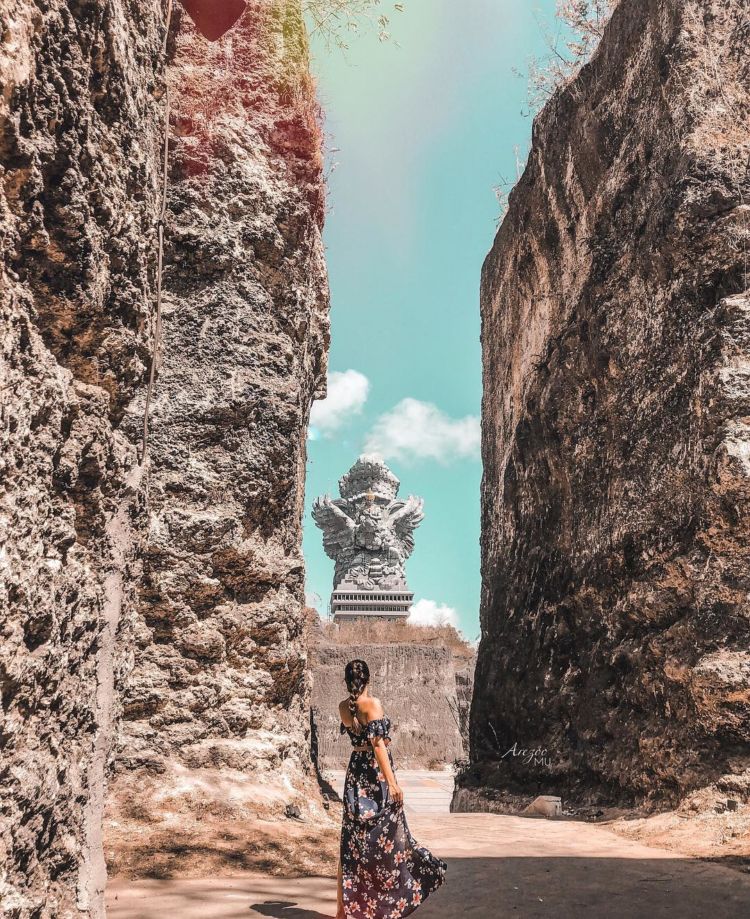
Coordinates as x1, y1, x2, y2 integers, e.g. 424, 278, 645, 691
0, 1, 164, 915
105, 1, 330, 878
1, 0, 329, 911
469, 0, 750, 805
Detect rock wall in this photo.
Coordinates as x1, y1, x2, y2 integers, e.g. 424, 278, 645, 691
310, 643, 468, 771
470, 0, 750, 805
453, 655, 474, 754
105, 1, 330, 876
0, 1, 165, 915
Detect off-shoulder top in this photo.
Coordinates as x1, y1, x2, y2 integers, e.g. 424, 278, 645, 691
340, 716, 392, 747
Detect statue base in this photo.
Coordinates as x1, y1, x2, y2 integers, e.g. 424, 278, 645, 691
330, 586, 414, 623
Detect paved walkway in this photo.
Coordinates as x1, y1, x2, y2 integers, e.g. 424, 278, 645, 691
326, 769, 455, 816
107, 771, 750, 919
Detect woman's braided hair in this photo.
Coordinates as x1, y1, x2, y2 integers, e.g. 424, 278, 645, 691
345, 659, 370, 721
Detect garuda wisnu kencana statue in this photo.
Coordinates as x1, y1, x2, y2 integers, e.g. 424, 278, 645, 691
312, 455, 424, 591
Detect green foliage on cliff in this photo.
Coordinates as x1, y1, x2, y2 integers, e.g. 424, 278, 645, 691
524, 0, 617, 111
303, 0, 405, 49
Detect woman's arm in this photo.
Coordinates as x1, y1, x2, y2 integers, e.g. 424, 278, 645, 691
372, 738, 403, 805
361, 699, 403, 806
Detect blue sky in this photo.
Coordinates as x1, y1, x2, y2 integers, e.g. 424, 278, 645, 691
303, 0, 557, 639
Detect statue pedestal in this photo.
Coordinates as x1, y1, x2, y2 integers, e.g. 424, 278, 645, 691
331, 586, 414, 623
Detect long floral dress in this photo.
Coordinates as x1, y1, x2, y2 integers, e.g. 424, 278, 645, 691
339, 715, 446, 918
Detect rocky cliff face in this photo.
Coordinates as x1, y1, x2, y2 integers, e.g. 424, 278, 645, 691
0, 1, 164, 915
1, 0, 328, 911
105, 1, 329, 877
470, 0, 750, 805
310, 642, 468, 771
453, 656, 474, 754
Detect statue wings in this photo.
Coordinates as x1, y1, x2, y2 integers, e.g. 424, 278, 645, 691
388, 495, 424, 558
311, 495, 355, 559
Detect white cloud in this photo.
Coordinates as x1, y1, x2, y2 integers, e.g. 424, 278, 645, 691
363, 398, 480, 464
408, 599, 460, 629
310, 370, 370, 437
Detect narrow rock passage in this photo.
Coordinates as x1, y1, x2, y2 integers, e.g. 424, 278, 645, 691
107, 772, 750, 919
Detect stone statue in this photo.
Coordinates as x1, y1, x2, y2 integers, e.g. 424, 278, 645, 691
312, 455, 424, 592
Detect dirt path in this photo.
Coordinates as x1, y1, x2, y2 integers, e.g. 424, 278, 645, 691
107, 771, 750, 918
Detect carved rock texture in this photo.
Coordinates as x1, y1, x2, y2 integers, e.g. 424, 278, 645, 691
310, 643, 469, 770
0, 1, 164, 915
470, 0, 750, 804
106, 0, 329, 864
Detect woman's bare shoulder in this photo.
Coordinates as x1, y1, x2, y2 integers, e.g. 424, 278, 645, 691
360, 696, 385, 719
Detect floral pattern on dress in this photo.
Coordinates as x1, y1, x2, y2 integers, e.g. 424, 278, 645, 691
339, 716, 446, 918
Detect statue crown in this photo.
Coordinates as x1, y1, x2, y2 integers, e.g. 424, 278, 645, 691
338, 454, 400, 501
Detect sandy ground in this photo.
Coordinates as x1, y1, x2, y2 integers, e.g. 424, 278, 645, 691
105, 767, 341, 881
107, 812, 750, 918
107, 771, 750, 918
609, 804, 750, 867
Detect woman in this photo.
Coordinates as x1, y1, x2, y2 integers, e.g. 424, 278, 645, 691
336, 659, 446, 919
